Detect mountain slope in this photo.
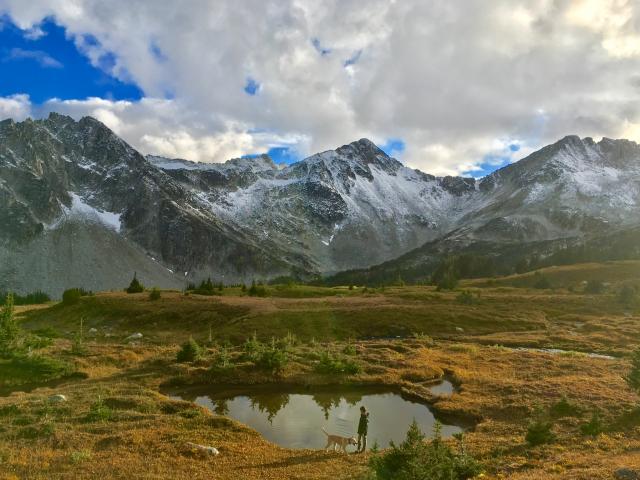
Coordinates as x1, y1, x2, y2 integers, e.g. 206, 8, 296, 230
151, 139, 476, 272
324, 135, 640, 284
0, 114, 311, 295
2, 113, 640, 295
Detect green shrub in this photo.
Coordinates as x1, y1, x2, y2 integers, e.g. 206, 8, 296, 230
618, 284, 638, 305
533, 274, 552, 290
32, 327, 60, 339
0, 404, 20, 417
242, 333, 262, 362
210, 345, 232, 372
550, 396, 582, 418
176, 337, 202, 363
148, 288, 161, 301
70, 449, 92, 463
316, 351, 361, 375
0, 291, 50, 306
190, 277, 221, 296
125, 273, 144, 294
248, 280, 267, 297
85, 397, 113, 422
525, 411, 555, 446
23, 334, 53, 351
456, 290, 477, 305
10, 355, 74, 381
62, 288, 82, 305
584, 280, 605, 294
626, 346, 640, 395
343, 343, 357, 356
580, 411, 605, 436
369, 421, 482, 480
254, 340, 288, 374
432, 256, 460, 291
0, 293, 19, 357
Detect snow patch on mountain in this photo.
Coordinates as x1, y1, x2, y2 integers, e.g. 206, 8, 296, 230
48, 193, 122, 232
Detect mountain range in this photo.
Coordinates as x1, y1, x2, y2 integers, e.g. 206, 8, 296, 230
1, 112, 639, 295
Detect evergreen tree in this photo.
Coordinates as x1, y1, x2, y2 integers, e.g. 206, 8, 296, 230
626, 346, 640, 396
126, 273, 144, 294
0, 293, 19, 357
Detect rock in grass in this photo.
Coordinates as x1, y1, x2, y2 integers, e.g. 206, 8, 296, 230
125, 333, 143, 341
48, 394, 67, 403
615, 469, 640, 480
185, 442, 219, 457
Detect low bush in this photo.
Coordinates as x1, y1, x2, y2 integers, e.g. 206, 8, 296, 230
316, 351, 361, 375
525, 411, 555, 446
584, 280, 605, 294
248, 280, 267, 297
176, 337, 202, 363
456, 290, 477, 305
209, 345, 232, 372
254, 340, 288, 374
125, 273, 144, 294
85, 397, 113, 422
190, 278, 221, 296
580, 411, 605, 436
618, 284, 638, 305
6, 355, 74, 384
241, 333, 262, 362
343, 343, 357, 356
0, 291, 50, 306
626, 346, 640, 394
62, 288, 92, 305
369, 421, 482, 480
533, 274, 552, 290
148, 287, 161, 301
550, 396, 582, 418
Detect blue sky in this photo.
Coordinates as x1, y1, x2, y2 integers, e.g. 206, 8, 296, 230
0, 15, 411, 168
0, 16, 142, 103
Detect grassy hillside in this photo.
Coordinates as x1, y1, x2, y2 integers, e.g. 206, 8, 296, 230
1, 261, 639, 479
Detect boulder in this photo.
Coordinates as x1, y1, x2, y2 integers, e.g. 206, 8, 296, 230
615, 469, 640, 480
185, 442, 219, 457
48, 394, 67, 403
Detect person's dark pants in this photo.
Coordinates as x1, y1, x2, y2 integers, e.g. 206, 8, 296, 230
358, 433, 367, 452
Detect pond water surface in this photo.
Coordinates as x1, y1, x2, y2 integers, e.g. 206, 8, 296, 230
171, 385, 464, 450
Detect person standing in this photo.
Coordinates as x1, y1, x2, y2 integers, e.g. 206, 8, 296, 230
357, 406, 369, 453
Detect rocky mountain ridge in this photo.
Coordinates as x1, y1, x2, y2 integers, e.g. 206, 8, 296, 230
1, 112, 639, 295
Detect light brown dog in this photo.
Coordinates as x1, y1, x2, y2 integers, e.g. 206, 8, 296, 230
322, 428, 357, 452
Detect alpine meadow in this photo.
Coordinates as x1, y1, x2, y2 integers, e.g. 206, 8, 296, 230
1, 2, 640, 479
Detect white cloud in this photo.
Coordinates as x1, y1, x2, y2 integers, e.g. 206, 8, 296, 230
1, 0, 640, 174
0, 94, 31, 121
5, 47, 62, 68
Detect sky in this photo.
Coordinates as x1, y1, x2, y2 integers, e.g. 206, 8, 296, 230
1, 1, 640, 176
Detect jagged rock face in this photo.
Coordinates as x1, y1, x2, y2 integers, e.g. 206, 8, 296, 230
0, 114, 310, 295
154, 138, 476, 272
1, 113, 640, 295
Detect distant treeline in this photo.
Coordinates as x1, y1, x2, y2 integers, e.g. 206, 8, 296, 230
0, 291, 51, 305
321, 227, 640, 287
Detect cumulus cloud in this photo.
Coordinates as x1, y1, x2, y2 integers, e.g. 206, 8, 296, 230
1, 0, 640, 174
0, 93, 31, 121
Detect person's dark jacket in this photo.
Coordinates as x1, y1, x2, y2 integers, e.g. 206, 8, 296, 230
358, 412, 369, 435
